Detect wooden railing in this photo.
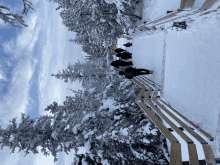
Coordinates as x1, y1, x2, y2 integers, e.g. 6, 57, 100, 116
122, 0, 220, 39
132, 75, 218, 165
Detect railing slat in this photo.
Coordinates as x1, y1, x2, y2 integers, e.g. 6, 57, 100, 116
136, 77, 194, 143
159, 99, 214, 141
200, 0, 218, 10
180, 0, 196, 10
188, 144, 200, 165
202, 144, 217, 165
133, 76, 217, 165
170, 143, 182, 165
137, 101, 179, 143
137, 76, 210, 144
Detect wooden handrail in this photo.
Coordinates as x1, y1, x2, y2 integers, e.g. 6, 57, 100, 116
180, 0, 196, 10
133, 76, 217, 165
132, 78, 179, 143
201, 0, 218, 10
158, 99, 214, 141
135, 77, 194, 143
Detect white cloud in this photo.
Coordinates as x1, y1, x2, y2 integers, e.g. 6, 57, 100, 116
0, 58, 37, 126
0, 68, 7, 81
3, 13, 41, 60
0, 5, 41, 165
0, 8, 41, 123
0, 58, 38, 165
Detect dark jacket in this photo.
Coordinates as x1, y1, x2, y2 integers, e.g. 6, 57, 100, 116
111, 60, 133, 68
114, 48, 126, 53
116, 52, 132, 60
124, 67, 137, 79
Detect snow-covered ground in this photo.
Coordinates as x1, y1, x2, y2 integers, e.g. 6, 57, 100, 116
117, 0, 220, 162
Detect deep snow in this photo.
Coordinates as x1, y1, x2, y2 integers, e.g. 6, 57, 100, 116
117, 0, 220, 161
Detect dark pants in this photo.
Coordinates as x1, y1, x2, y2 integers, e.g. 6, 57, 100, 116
124, 43, 132, 47
136, 69, 151, 75
116, 53, 132, 59
111, 60, 133, 69
115, 48, 126, 53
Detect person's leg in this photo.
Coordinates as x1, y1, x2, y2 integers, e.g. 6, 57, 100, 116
116, 54, 121, 58
137, 69, 151, 74
125, 62, 133, 66
124, 53, 132, 56
115, 48, 126, 53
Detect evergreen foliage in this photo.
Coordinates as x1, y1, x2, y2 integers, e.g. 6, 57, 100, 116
48, 0, 141, 47
0, 0, 34, 28
0, 112, 78, 162
0, 1, 171, 164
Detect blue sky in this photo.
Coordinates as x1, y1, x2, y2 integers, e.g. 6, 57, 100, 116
0, 0, 85, 164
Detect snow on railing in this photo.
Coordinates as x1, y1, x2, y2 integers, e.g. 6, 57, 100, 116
123, 0, 220, 39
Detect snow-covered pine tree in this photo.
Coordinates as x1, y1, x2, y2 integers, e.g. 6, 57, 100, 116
51, 62, 83, 83
48, 0, 72, 10
44, 101, 60, 114
81, 42, 107, 59
51, 60, 112, 89
67, 74, 170, 164
73, 153, 102, 165
55, 0, 141, 47
0, 112, 79, 162
71, 99, 169, 164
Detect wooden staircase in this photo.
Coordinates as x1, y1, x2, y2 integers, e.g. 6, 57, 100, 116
132, 75, 218, 165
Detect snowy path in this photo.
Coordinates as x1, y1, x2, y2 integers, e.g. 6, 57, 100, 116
132, 31, 165, 86
117, 0, 220, 160
162, 15, 220, 158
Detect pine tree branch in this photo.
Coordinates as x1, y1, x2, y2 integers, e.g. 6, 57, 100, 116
21, 0, 34, 15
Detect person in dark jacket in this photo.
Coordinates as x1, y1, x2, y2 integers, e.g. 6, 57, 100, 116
119, 67, 154, 79
111, 59, 133, 69
114, 48, 126, 53
123, 42, 132, 47
116, 51, 132, 60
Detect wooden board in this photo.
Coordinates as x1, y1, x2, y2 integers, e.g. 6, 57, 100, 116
202, 144, 217, 165
188, 144, 199, 165
152, 9, 202, 28
133, 81, 194, 143
170, 143, 182, 165
137, 101, 179, 143
135, 86, 146, 101
138, 26, 151, 31
200, 0, 218, 10
159, 99, 214, 141
146, 101, 194, 143
154, 99, 208, 144
146, 11, 182, 27
180, 0, 196, 10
